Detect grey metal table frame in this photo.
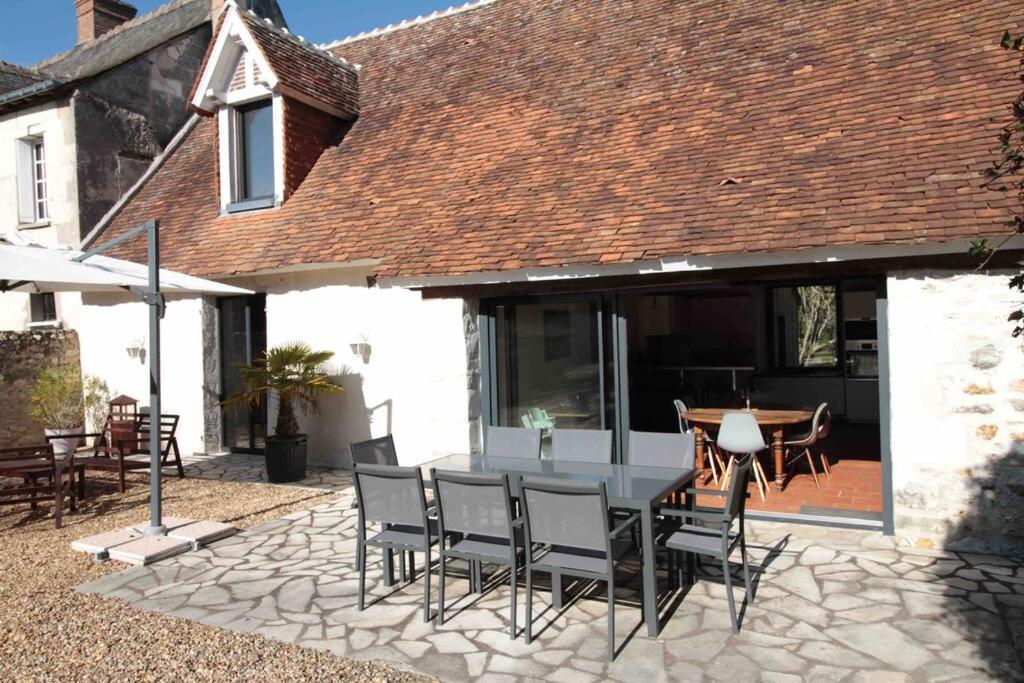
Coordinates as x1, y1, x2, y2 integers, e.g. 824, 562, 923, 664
418, 453, 695, 637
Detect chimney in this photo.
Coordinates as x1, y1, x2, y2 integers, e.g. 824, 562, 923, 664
75, 0, 137, 43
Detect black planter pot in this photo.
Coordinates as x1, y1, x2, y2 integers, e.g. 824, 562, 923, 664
264, 435, 308, 483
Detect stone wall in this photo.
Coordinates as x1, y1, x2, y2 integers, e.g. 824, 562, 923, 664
887, 269, 1024, 554
0, 330, 81, 448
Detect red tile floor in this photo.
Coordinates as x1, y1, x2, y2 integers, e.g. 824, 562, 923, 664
695, 422, 883, 517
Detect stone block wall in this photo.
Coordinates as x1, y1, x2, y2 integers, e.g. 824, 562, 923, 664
0, 330, 81, 448
887, 269, 1024, 554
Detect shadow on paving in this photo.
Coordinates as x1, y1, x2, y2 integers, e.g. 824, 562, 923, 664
939, 449, 1024, 679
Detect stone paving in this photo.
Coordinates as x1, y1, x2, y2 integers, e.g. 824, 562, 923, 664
181, 452, 352, 491
80, 461, 1024, 682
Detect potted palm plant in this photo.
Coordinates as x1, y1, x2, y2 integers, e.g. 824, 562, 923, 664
223, 342, 342, 483
30, 365, 85, 455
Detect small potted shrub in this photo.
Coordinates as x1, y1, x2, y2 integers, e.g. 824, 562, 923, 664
30, 366, 84, 455
223, 342, 342, 482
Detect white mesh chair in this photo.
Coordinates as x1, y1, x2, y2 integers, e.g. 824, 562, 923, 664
715, 412, 770, 501
784, 402, 832, 489
675, 398, 725, 483
485, 426, 542, 459
550, 428, 613, 463
352, 463, 437, 622
520, 477, 640, 660
658, 453, 755, 634
431, 470, 523, 639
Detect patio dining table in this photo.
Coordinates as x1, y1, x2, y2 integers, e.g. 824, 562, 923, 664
419, 453, 696, 636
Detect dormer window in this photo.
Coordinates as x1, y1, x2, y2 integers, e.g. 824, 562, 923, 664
234, 99, 274, 203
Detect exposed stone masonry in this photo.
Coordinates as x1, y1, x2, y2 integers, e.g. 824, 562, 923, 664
0, 330, 80, 448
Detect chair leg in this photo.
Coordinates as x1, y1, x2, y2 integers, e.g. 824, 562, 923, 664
173, 440, 185, 479
437, 555, 446, 626
720, 456, 735, 491
714, 448, 727, 484
357, 542, 366, 611
751, 458, 767, 502
422, 549, 431, 623
740, 535, 754, 604
607, 575, 615, 661
509, 557, 518, 640
722, 554, 739, 634
707, 445, 719, 484
804, 448, 820, 491
399, 549, 406, 582
119, 464, 126, 493
819, 450, 831, 479
524, 567, 533, 644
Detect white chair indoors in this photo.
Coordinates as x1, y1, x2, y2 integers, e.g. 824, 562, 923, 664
715, 412, 770, 502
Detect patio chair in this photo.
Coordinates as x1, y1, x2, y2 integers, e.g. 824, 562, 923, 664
350, 435, 399, 466
658, 453, 755, 634
352, 463, 437, 622
550, 428, 613, 463
431, 470, 523, 639
715, 412, 769, 501
519, 476, 639, 660
675, 398, 725, 484
59, 413, 183, 492
784, 402, 832, 490
626, 430, 695, 469
0, 444, 76, 528
484, 426, 542, 459
524, 406, 555, 436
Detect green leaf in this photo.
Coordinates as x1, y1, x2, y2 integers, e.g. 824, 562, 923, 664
1002, 30, 1012, 49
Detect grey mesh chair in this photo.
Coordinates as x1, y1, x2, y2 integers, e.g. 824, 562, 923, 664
627, 430, 696, 469
485, 426, 542, 459
716, 412, 769, 501
675, 398, 725, 483
550, 428, 613, 463
520, 477, 639, 660
658, 453, 755, 634
431, 470, 522, 639
783, 402, 831, 489
350, 435, 398, 466
352, 463, 437, 622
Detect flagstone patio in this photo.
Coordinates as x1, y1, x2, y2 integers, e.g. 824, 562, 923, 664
79, 468, 1024, 682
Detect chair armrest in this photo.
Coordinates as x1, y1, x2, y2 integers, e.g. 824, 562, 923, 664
686, 487, 727, 497
658, 508, 730, 524
609, 512, 640, 539
46, 432, 100, 442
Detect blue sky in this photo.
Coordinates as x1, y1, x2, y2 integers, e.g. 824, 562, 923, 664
0, 0, 466, 66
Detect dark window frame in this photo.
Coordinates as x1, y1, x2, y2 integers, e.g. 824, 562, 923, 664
767, 281, 842, 375
231, 98, 274, 206
29, 292, 57, 323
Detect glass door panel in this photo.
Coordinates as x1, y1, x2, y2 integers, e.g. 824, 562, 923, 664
219, 295, 267, 452
493, 299, 605, 457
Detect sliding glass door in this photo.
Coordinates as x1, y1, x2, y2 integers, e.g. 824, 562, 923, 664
219, 294, 267, 453
489, 296, 616, 456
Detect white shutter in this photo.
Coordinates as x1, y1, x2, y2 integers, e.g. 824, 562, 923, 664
16, 139, 36, 223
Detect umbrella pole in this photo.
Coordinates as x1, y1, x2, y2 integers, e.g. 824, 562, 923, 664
143, 219, 165, 536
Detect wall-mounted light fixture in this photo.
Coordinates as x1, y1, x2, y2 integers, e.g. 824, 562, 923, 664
350, 335, 371, 364
126, 337, 145, 363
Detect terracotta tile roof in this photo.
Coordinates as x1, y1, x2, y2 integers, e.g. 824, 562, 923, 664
97, 0, 1022, 280
238, 9, 359, 119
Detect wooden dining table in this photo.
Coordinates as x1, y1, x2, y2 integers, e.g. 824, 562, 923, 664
684, 408, 814, 492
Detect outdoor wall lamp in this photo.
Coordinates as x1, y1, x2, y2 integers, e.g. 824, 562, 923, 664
126, 337, 146, 363
350, 336, 371, 364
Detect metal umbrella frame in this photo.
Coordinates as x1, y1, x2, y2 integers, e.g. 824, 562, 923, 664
1, 220, 252, 535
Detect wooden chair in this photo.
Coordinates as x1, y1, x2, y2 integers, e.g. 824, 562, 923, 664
0, 444, 77, 528
61, 413, 184, 492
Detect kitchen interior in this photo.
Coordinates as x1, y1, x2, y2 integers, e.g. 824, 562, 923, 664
625, 278, 883, 519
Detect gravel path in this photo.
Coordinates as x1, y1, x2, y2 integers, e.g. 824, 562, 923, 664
0, 471, 433, 682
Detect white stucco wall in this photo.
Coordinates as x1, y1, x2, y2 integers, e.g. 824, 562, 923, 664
887, 269, 1024, 553
252, 269, 474, 468
76, 294, 207, 455
0, 98, 81, 331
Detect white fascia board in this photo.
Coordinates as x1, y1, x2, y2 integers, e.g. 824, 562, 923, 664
191, 9, 278, 113
217, 107, 233, 211
378, 238, 986, 289
272, 92, 284, 204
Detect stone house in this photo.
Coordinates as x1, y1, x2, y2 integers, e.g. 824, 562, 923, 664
0, 0, 284, 331
81, 0, 1024, 552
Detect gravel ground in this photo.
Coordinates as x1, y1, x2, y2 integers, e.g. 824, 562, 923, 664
0, 471, 433, 682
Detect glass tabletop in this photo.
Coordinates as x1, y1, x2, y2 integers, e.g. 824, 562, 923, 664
420, 454, 694, 508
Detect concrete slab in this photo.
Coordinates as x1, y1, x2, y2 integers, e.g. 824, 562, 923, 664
107, 535, 192, 566
168, 521, 237, 549
71, 527, 141, 556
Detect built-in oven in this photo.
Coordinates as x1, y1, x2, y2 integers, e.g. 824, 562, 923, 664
845, 340, 878, 378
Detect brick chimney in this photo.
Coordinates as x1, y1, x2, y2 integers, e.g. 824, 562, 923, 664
75, 0, 137, 43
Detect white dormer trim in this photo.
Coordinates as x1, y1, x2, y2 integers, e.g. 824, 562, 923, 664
191, 7, 278, 114
217, 93, 285, 212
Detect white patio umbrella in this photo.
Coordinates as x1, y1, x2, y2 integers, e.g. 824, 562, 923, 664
0, 221, 252, 535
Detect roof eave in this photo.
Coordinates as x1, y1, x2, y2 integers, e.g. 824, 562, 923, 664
0, 79, 66, 112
